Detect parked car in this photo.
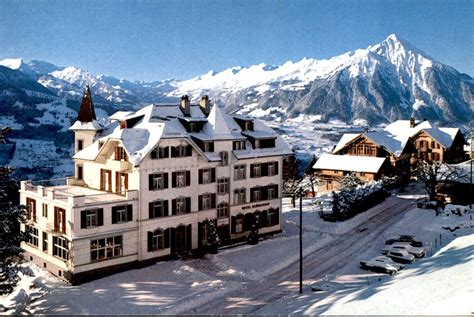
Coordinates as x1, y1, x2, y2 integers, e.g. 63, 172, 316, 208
360, 256, 402, 275
385, 235, 423, 247
382, 242, 426, 258
386, 249, 415, 264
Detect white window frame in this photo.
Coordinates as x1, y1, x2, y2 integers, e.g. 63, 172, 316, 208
202, 194, 212, 210
234, 165, 246, 180
217, 203, 229, 218
152, 173, 165, 190
268, 186, 276, 200
152, 229, 165, 251
42, 203, 48, 218
234, 188, 246, 204
252, 164, 261, 177
90, 236, 122, 262
268, 162, 276, 176
235, 218, 243, 233
152, 200, 165, 218
176, 171, 186, 187
219, 151, 228, 166
85, 209, 99, 228
53, 236, 69, 260
176, 197, 186, 215
202, 169, 211, 184
217, 178, 229, 195
115, 206, 127, 223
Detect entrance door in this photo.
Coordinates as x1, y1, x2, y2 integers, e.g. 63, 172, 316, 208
174, 225, 186, 253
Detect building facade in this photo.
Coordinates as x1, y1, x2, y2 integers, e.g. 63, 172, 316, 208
20, 88, 292, 284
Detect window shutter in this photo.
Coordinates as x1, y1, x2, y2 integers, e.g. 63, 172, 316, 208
125, 173, 128, 190
250, 188, 256, 202
32, 200, 36, 222
111, 207, 117, 224
186, 224, 192, 250
114, 147, 119, 160
186, 197, 191, 213
250, 164, 255, 178
124, 150, 128, 161
172, 172, 176, 188
164, 173, 169, 189
198, 170, 203, 184
275, 185, 279, 197
54, 208, 58, 232
211, 194, 216, 208
100, 170, 104, 191
81, 210, 86, 229
98, 208, 104, 226
186, 171, 191, 186
262, 163, 268, 176
198, 195, 203, 211
231, 216, 236, 234
164, 228, 170, 248
186, 145, 192, 156
275, 161, 279, 175
164, 146, 169, 158
149, 174, 153, 190
275, 208, 280, 225
211, 168, 216, 182
107, 171, 112, 192
172, 199, 176, 215
198, 222, 203, 248
262, 187, 268, 200
147, 231, 153, 252
210, 142, 214, 152
149, 202, 154, 219
170, 146, 176, 157
164, 200, 169, 217
127, 205, 133, 222
151, 149, 157, 159
115, 172, 120, 193
61, 210, 66, 234
261, 210, 268, 227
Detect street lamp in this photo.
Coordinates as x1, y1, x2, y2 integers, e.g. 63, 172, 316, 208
299, 188, 303, 294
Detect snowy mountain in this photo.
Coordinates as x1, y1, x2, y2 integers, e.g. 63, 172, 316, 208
0, 34, 472, 180
170, 34, 474, 125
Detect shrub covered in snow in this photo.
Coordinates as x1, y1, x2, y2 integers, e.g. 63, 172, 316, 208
331, 181, 390, 221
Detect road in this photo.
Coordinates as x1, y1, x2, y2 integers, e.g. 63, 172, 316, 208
180, 194, 417, 314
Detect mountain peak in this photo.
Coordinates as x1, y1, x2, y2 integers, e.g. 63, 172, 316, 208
0, 58, 24, 70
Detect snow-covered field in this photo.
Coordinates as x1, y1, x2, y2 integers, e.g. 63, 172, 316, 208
1, 182, 472, 315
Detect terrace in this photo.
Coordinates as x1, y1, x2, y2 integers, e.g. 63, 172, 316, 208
21, 177, 138, 207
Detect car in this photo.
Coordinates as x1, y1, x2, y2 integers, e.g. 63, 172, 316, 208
385, 235, 423, 247
360, 256, 402, 275
386, 249, 415, 264
382, 242, 425, 258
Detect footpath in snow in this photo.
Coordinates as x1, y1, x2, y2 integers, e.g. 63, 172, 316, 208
1, 183, 473, 314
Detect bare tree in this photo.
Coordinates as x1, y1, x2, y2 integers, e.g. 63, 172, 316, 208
415, 161, 463, 201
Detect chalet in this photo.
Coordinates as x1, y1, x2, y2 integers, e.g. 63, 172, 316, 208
313, 154, 388, 192
385, 118, 467, 164
19, 88, 292, 284
333, 130, 412, 174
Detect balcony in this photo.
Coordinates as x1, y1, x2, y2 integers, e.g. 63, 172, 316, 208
21, 178, 138, 208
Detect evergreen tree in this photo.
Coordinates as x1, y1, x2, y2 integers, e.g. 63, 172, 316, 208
206, 219, 219, 254
0, 166, 27, 294
339, 172, 366, 190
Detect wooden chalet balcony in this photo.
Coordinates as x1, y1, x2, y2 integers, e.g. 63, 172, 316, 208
21, 178, 138, 207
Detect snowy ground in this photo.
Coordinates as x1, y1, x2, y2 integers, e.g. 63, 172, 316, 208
1, 183, 473, 314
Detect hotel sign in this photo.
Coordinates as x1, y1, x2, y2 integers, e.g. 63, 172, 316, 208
242, 202, 270, 211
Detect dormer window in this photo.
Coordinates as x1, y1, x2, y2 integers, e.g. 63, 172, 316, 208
78, 139, 84, 151
244, 121, 253, 131
233, 141, 246, 150
115, 146, 127, 161
204, 142, 214, 152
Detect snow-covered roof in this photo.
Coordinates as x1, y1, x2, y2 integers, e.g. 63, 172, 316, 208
73, 103, 292, 165
365, 131, 409, 156
384, 119, 460, 149
69, 120, 103, 131
109, 111, 133, 121
333, 133, 360, 153
313, 154, 386, 173
438, 159, 473, 184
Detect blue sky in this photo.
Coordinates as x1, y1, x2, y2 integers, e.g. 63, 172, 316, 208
0, 0, 472, 81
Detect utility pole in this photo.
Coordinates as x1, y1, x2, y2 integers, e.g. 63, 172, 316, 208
470, 129, 473, 209
299, 188, 303, 294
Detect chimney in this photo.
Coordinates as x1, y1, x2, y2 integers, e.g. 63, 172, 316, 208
199, 95, 210, 116
409, 116, 415, 128
180, 95, 190, 116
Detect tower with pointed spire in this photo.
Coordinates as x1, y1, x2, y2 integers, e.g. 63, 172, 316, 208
69, 85, 102, 154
